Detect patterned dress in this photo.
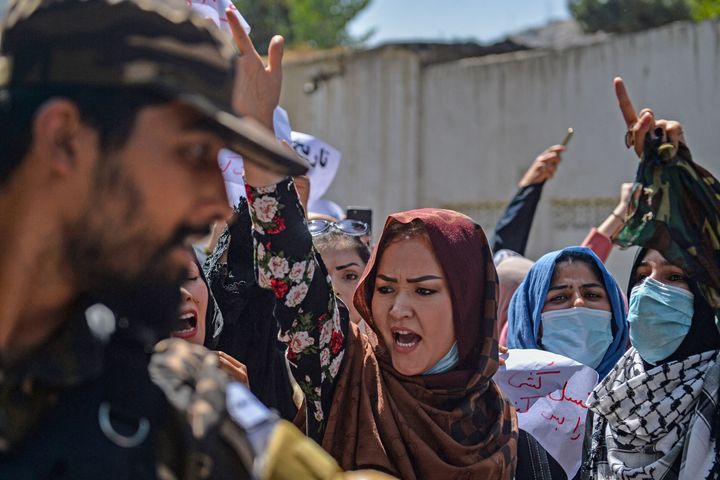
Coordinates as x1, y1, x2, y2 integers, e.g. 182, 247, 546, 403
245, 178, 347, 442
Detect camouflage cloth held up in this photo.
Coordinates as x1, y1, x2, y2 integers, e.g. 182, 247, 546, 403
614, 139, 720, 334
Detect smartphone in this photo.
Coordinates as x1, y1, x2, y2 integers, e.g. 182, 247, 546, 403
346, 206, 373, 246
346, 206, 372, 230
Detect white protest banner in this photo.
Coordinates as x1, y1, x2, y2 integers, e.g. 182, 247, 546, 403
189, 0, 250, 36
290, 132, 342, 203
218, 149, 246, 207
216, 105, 293, 208
274, 107, 292, 145
494, 349, 599, 479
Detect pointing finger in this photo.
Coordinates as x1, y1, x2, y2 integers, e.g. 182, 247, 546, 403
615, 77, 638, 128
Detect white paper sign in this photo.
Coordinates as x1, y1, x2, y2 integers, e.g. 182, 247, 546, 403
190, 0, 251, 35
218, 149, 246, 206
273, 107, 292, 145
494, 349, 599, 479
215, 107, 297, 207
290, 132, 342, 203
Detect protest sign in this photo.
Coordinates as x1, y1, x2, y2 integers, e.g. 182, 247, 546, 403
291, 132, 342, 203
218, 149, 246, 207
189, 0, 250, 35
495, 349, 599, 479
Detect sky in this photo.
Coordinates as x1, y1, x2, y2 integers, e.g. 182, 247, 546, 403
348, 0, 573, 45
0, 0, 572, 45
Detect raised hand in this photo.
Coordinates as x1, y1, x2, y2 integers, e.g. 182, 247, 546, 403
518, 145, 565, 187
614, 77, 686, 158
227, 8, 284, 131
226, 8, 288, 187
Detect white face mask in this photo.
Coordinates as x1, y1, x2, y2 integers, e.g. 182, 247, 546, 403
540, 307, 613, 370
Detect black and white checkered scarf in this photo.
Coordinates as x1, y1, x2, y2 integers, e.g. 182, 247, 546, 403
584, 347, 720, 480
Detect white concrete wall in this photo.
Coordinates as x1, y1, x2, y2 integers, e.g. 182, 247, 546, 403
282, 47, 421, 229
282, 20, 720, 286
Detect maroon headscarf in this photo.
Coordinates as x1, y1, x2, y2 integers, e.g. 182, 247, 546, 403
356, 209, 502, 387
318, 209, 517, 479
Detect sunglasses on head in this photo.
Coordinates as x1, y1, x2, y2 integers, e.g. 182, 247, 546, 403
308, 219, 370, 237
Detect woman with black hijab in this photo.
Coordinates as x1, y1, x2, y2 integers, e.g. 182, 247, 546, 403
585, 246, 720, 479
583, 78, 720, 479
203, 197, 299, 420
171, 250, 251, 386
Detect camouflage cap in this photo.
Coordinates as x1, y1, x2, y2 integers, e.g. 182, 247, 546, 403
0, 0, 307, 175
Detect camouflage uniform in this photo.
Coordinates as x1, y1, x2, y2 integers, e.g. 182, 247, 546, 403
0, 301, 252, 479
0, 0, 304, 476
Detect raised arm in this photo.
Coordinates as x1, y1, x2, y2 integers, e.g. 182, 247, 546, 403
491, 145, 564, 258
245, 178, 347, 441
581, 182, 633, 262
226, 9, 347, 442
612, 77, 720, 332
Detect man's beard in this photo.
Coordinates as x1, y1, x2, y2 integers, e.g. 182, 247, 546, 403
60, 160, 209, 342
63, 220, 190, 342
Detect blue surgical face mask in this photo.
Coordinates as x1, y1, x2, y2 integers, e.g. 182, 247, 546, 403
423, 342, 459, 375
628, 277, 694, 365
540, 307, 613, 369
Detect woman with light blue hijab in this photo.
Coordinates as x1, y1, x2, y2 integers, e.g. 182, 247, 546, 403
507, 246, 628, 379
506, 246, 628, 480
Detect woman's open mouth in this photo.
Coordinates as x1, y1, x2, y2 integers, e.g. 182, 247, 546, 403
172, 310, 198, 339
391, 328, 421, 353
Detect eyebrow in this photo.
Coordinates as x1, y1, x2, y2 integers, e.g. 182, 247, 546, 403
548, 282, 604, 291
638, 260, 678, 268
376, 274, 444, 283
409, 275, 444, 283
336, 262, 360, 270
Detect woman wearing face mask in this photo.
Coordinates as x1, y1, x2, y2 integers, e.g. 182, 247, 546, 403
584, 247, 720, 478
506, 246, 628, 480
243, 161, 517, 478
310, 221, 371, 334
582, 78, 720, 479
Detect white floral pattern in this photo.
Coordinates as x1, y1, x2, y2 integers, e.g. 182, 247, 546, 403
246, 179, 347, 441
319, 322, 332, 348
320, 348, 330, 367
289, 331, 315, 353
329, 351, 344, 378
285, 283, 309, 308
289, 261, 307, 284
268, 256, 290, 278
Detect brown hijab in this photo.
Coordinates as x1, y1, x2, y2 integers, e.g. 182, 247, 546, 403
321, 209, 517, 479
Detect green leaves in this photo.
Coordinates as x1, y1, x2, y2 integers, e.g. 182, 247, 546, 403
233, 0, 372, 54
688, 0, 720, 20
569, 0, 692, 33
